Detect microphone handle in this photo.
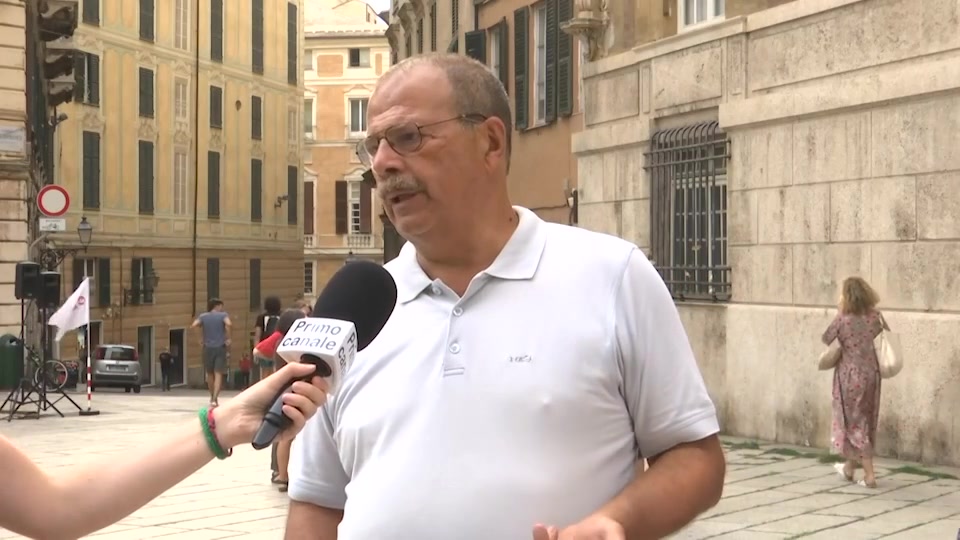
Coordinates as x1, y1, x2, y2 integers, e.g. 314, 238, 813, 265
250, 357, 330, 450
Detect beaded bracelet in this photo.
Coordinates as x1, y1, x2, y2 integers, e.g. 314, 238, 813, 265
199, 406, 233, 460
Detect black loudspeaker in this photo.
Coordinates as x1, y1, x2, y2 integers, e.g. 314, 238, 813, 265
15, 261, 41, 300
39, 271, 61, 309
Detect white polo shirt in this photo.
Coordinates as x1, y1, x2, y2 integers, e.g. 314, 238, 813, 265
288, 206, 719, 540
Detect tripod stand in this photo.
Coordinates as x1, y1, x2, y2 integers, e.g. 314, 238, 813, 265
0, 298, 82, 421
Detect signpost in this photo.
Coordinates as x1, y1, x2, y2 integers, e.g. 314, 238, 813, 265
37, 184, 69, 232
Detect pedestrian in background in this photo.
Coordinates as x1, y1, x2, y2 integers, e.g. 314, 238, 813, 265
158, 347, 173, 391
190, 298, 232, 407
253, 296, 282, 377
239, 353, 252, 390
824, 276, 885, 488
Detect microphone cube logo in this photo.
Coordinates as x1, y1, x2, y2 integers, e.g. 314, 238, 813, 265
277, 317, 358, 391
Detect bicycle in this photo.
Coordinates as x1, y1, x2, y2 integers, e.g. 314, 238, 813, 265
25, 349, 69, 392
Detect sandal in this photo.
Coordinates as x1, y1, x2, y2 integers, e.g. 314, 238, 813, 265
857, 479, 877, 488
834, 463, 854, 482
278, 481, 289, 493
271, 472, 284, 485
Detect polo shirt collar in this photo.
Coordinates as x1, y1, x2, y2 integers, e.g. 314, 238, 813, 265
392, 206, 548, 304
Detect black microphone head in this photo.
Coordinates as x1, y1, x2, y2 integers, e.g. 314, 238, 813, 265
277, 308, 307, 334
311, 259, 397, 351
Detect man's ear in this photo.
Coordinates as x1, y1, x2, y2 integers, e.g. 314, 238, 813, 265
483, 116, 508, 166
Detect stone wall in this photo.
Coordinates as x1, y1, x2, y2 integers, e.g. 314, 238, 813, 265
573, 0, 960, 465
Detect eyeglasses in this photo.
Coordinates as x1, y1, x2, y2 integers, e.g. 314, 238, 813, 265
355, 114, 487, 168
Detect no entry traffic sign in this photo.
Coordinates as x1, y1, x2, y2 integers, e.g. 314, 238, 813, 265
37, 185, 70, 217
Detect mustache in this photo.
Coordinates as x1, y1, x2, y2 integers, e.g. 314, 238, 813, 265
377, 175, 425, 200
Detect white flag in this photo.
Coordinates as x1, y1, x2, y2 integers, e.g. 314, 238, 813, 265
48, 277, 91, 342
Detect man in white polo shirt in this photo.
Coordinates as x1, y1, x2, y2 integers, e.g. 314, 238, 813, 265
286, 53, 726, 540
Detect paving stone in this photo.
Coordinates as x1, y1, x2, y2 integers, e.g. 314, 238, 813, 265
873, 481, 959, 502
816, 497, 915, 518
774, 492, 868, 512
748, 513, 856, 534
883, 518, 960, 539
711, 530, 791, 538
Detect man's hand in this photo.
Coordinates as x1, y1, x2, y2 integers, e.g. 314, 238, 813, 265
532, 515, 625, 540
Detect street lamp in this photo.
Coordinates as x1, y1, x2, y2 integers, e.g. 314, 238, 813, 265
77, 216, 93, 247
38, 215, 94, 271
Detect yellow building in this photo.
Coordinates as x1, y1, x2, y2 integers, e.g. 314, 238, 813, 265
51, 0, 305, 387
302, 0, 390, 302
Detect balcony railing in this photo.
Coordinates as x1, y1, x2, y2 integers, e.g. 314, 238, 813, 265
304, 235, 315, 247
345, 234, 374, 249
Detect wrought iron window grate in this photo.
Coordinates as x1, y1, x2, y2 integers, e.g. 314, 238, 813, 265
644, 121, 731, 301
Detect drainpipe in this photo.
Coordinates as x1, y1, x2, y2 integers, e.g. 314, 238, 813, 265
190, 0, 201, 317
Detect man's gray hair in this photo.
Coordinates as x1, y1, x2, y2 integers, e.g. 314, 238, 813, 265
378, 53, 513, 167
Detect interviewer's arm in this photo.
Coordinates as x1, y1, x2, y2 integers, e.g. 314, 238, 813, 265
602, 249, 726, 538
285, 501, 342, 539
0, 364, 325, 540
0, 408, 231, 540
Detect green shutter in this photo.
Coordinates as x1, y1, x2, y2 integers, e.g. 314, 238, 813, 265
556, 0, 574, 117
513, 8, 529, 130
545, 0, 558, 123
97, 258, 111, 307
251, 159, 263, 222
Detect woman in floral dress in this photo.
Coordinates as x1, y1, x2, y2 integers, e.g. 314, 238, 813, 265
822, 276, 885, 488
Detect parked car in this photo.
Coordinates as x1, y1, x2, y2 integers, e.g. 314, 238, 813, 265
91, 344, 142, 393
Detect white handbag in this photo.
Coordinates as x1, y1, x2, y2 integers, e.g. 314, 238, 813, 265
876, 313, 903, 379
818, 344, 841, 371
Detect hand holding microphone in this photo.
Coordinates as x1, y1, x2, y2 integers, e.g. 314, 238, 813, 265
250, 260, 398, 450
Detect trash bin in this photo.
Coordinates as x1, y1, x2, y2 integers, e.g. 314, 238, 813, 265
0, 334, 24, 390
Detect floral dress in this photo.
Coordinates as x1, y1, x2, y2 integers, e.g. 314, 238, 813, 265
822, 310, 884, 459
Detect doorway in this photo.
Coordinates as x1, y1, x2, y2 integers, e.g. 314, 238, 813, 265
136, 326, 154, 386
168, 328, 186, 386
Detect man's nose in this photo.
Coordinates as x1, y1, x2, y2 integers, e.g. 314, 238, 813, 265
371, 138, 405, 178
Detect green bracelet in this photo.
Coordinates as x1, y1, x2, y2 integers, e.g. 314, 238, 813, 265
199, 406, 233, 460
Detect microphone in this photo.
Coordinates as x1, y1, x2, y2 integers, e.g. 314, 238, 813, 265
250, 260, 397, 450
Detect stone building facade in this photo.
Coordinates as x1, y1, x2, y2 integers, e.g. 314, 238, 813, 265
574, 0, 960, 465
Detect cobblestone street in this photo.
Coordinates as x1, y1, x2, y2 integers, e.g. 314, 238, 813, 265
1, 390, 959, 539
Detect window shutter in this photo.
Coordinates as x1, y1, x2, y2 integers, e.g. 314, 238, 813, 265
88, 54, 100, 106
82, 131, 100, 210
97, 258, 111, 307
303, 181, 314, 235
83, 0, 100, 25
359, 182, 372, 234
334, 180, 348, 235
142, 258, 154, 303
249, 259, 261, 310
252, 0, 264, 74
138, 141, 154, 214
498, 20, 510, 94
251, 96, 262, 139
287, 3, 298, 85
287, 166, 298, 225
207, 151, 220, 218
140, 0, 154, 41
210, 0, 223, 62
251, 159, 262, 222
556, 0, 574, 117
464, 30, 486, 63
73, 54, 85, 102
139, 68, 153, 117
513, 8, 528, 130
72, 258, 84, 291
131, 258, 143, 305
206, 258, 220, 300
544, 0, 558, 124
